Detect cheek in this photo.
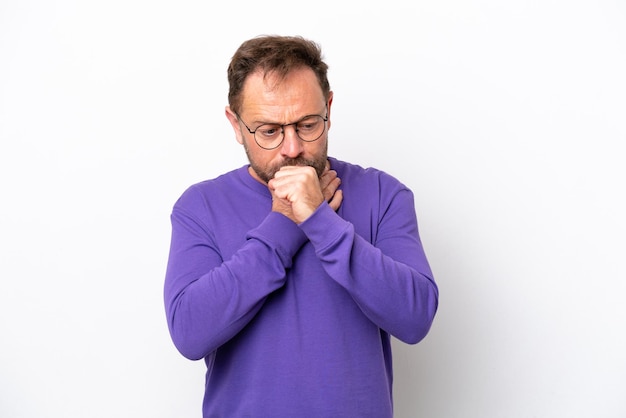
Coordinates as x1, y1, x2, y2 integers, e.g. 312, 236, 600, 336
246, 143, 276, 165
306, 136, 328, 155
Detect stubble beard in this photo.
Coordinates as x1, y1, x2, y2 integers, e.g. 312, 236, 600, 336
244, 140, 328, 184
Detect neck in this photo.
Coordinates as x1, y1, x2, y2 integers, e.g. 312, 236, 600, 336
248, 166, 267, 185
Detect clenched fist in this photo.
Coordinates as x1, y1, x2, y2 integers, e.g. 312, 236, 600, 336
268, 162, 343, 223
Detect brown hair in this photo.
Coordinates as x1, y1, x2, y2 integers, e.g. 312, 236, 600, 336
227, 35, 331, 114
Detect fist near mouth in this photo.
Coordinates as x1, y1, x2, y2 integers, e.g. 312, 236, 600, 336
268, 164, 342, 224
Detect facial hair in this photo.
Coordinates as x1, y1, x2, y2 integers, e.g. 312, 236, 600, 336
244, 140, 328, 184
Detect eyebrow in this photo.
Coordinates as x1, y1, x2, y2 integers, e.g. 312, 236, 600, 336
251, 108, 327, 126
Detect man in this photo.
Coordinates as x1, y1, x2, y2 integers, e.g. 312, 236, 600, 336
164, 35, 438, 417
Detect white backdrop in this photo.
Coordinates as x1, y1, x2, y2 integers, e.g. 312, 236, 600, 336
1, 0, 625, 417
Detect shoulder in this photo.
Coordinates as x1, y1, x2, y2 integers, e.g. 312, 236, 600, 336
173, 166, 245, 211
329, 157, 409, 196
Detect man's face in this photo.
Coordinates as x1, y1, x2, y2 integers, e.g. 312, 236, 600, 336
226, 67, 332, 184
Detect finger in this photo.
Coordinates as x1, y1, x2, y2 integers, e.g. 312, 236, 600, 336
319, 169, 338, 189
328, 189, 343, 212
273, 165, 316, 179
322, 177, 341, 202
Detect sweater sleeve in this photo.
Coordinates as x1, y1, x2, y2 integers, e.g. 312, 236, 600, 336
299, 187, 439, 344
164, 192, 307, 360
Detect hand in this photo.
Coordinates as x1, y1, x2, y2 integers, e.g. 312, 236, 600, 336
319, 163, 343, 213
268, 163, 342, 223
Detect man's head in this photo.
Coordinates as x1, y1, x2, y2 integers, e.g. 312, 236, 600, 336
226, 35, 331, 116
225, 35, 333, 184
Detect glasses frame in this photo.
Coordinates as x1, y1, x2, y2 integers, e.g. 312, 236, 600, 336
236, 106, 329, 150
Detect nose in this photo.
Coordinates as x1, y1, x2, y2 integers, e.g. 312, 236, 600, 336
280, 124, 303, 158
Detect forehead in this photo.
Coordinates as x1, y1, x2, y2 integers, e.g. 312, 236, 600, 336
240, 68, 325, 121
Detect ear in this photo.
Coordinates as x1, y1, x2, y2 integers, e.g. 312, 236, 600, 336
326, 91, 334, 131
225, 106, 244, 145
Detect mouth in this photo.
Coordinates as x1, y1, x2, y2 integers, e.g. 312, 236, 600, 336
281, 157, 310, 167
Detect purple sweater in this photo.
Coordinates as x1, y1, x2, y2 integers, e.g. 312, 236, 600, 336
164, 157, 438, 417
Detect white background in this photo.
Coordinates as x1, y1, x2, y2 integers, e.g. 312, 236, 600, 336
1, 0, 625, 417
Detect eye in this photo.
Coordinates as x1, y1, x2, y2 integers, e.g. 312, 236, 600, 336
257, 124, 281, 138
297, 117, 321, 132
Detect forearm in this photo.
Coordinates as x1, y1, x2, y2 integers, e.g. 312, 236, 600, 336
300, 202, 439, 344
164, 211, 306, 360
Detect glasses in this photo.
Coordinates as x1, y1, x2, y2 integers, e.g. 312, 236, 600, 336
236, 109, 328, 150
